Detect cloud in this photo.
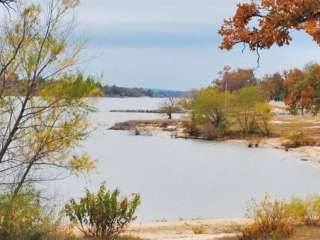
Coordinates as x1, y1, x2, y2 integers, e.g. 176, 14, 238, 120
77, 0, 239, 26
74, 0, 320, 90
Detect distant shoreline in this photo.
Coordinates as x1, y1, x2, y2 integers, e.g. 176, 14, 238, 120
110, 109, 186, 114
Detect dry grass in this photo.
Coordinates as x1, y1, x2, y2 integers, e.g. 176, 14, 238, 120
272, 114, 320, 141
289, 226, 320, 240
118, 235, 148, 240
191, 225, 206, 234
122, 218, 320, 240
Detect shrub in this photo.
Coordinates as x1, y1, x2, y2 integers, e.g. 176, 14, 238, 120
191, 225, 206, 234
230, 86, 271, 136
304, 196, 320, 225
239, 194, 294, 240
65, 183, 141, 240
286, 197, 307, 224
254, 103, 273, 136
189, 86, 272, 138
191, 87, 230, 137
0, 187, 75, 240
287, 195, 320, 226
281, 131, 316, 148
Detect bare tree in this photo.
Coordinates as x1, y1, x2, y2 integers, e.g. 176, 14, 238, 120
159, 97, 181, 120
0, 0, 16, 10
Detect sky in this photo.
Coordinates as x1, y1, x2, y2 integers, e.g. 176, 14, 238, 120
74, 0, 320, 91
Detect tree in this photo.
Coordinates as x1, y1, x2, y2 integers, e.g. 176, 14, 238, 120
260, 73, 285, 101
159, 97, 181, 120
284, 64, 320, 115
231, 86, 271, 135
191, 87, 229, 138
0, 0, 99, 198
214, 66, 257, 92
219, 1, 320, 52
0, 0, 15, 8
65, 183, 140, 240
284, 68, 310, 114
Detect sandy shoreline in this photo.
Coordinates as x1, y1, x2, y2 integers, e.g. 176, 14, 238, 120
126, 218, 251, 240
227, 137, 320, 164
260, 138, 320, 163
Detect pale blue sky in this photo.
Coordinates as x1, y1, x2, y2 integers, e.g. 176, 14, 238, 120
75, 0, 320, 90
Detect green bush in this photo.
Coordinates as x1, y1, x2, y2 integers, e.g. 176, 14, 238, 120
230, 86, 272, 136
65, 183, 141, 240
191, 87, 230, 138
189, 86, 272, 138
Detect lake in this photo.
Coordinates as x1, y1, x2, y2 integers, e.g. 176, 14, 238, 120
48, 97, 320, 222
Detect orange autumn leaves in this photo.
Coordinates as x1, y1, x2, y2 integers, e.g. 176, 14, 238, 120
219, 0, 320, 50
284, 64, 320, 114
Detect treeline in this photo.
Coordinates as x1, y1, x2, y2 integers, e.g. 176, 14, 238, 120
103, 85, 153, 97
103, 85, 189, 98
214, 64, 320, 115
0, 73, 103, 97
213, 65, 284, 101
1, 77, 190, 98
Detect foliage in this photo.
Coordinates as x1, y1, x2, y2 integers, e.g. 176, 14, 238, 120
281, 130, 316, 148
191, 87, 229, 139
254, 103, 273, 136
303, 196, 320, 225
189, 86, 272, 138
286, 195, 320, 226
240, 194, 320, 239
0, 0, 99, 197
0, 187, 78, 240
260, 73, 285, 101
230, 86, 272, 135
177, 98, 192, 111
214, 66, 257, 92
0, 187, 43, 240
284, 64, 320, 115
65, 183, 141, 240
219, 0, 320, 51
240, 194, 294, 240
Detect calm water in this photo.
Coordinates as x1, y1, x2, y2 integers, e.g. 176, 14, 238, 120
48, 98, 320, 222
